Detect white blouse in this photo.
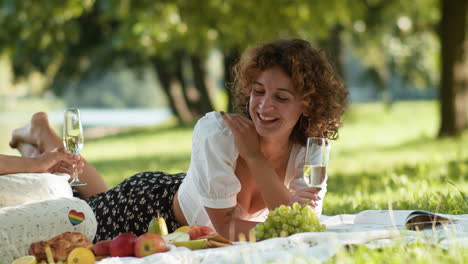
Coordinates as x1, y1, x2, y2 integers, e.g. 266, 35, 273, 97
177, 112, 327, 228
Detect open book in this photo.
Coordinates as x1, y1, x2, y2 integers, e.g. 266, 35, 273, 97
354, 210, 455, 230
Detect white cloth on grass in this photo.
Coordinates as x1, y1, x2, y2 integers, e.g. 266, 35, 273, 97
94, 213, 468, 264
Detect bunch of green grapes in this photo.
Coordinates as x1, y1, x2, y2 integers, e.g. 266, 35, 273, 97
254, 202, 325, 240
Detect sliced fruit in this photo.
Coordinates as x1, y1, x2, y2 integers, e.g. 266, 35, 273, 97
199, 233, 232, 245
206, 240, 231, 248
67, 247, 95, 264
162, 232, 190, 244
148, 212, 169, 236
187, 226, 216, 240
173, 239, 208, 250
11, 256, 37, 264
174, 226, 190, 232
44, 246, 55, 264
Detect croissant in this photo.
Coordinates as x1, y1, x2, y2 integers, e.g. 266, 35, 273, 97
28, 232, 93, 261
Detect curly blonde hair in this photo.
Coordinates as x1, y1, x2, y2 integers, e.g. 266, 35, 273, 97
231, 39, 348, 145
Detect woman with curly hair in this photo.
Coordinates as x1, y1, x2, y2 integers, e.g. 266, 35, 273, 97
9, 38, 348, 241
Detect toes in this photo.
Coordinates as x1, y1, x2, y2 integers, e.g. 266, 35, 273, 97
9, 139, 17, 149
31, 112, 49, 126
9, 128, 20, 148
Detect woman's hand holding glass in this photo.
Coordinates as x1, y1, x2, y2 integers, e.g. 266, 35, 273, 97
290, 187, 321, 207
34, 147, 85, 175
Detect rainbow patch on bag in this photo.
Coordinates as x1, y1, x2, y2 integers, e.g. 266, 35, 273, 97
68, 210, 85, 226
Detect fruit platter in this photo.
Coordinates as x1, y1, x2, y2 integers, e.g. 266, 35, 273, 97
9, 203, 325, 264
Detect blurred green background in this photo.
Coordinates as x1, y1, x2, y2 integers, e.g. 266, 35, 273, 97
0, 0, 467, 262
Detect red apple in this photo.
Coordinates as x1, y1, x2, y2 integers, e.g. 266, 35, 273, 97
134, 233, 168, 258
92, 240, 112, 256
109, 233, 137, 257
187, 226, 216, 240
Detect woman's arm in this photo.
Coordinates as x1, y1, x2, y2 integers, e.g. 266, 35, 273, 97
205, 206, 259, 241
0, 148, 79, 175
0, 155, 41, 175
15, 142, 108, 200
220, 113, 292, 210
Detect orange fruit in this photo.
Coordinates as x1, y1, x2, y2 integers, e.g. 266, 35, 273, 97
67, 247, 95, 264
11, 256, 36, 264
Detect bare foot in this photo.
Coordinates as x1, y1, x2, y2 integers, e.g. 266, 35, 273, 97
16, 142, 41, 158
10, 112, 61, 153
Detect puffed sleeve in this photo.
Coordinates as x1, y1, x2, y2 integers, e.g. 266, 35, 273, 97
188, 112, 241, 209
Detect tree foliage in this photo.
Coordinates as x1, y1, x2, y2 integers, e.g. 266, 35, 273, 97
349, 0, 440, 91
0, 0, 465, 135
0, 0, 94, 78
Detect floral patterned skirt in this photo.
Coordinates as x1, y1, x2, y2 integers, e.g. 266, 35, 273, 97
85, 171, 185, 242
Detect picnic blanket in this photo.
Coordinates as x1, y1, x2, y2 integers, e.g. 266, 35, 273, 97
96, 213, 468, 264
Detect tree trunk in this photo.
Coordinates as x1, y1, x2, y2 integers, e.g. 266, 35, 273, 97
151, 56, 194, 124
174, 51, 197, 117
438, 0, 468, 137
190, 55, 215, 116
326, 24, 344, 79
223, 48, 240, 112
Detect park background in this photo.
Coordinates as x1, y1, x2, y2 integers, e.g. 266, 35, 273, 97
0, 0, 467, 262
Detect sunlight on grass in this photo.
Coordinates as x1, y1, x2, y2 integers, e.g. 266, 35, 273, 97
329, 241, 468, 263
331, 102, 467, 179
84, 126, 193, 162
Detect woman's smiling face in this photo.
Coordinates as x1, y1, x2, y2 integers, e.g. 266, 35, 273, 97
249, 66, 305, 141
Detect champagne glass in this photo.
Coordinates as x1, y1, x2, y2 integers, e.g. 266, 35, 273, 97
63, 108, 86, 186
303, 137, 329, 187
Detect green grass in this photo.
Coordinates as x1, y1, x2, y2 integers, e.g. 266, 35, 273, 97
324, 101, 468, 219
329, 241, 468, 263
83, 123, 194, 187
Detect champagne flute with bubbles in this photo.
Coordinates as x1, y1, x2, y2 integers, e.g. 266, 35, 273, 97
63, 108, 86, 186
303, 137, 329, 187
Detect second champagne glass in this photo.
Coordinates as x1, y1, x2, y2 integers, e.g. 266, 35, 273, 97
63, 108, 87, 186
303, 137, 329, 187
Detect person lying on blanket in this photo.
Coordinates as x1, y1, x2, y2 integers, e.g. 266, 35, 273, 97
9, 38, 348, 242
